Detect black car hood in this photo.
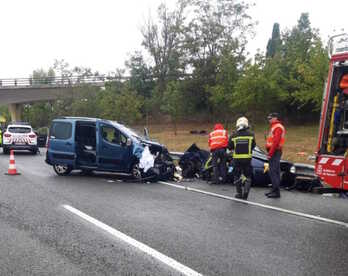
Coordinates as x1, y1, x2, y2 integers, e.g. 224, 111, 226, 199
252, 146, 292, 165
252, 146, 268, 161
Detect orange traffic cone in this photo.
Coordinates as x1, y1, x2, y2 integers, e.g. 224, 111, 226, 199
5, 150, 20, 175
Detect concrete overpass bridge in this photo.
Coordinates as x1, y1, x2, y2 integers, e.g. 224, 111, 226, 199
0, 76, 122, 121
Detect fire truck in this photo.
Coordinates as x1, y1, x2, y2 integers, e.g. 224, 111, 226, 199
315, 33, 348, 191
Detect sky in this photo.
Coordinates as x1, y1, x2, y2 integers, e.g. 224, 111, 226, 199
0, 0, 347, 78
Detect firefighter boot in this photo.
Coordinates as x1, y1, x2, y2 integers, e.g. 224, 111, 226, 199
243, 178, 251, 200
234, 177, 243, 199
267, 189, 281, 198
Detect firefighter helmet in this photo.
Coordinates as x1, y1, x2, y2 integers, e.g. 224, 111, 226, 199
236, 117, 249, 131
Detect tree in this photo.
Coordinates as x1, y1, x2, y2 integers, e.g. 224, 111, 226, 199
276, 13, 328, 116
70, 87, 101, 118
53, 59, 71, 77
23, 102, 53, 128
126, 51, 156, 125
266, 23, 281, 58
293, 40, 328, 111
141, 0, 188, 97
126, 51, 154, 99
206, 49, 241, 122
232, 53, 283, 119
23, 68, 57, 127
185, 0, 255, 62
183, 0, 255, 115
99, 83, 143, 124
30, 68, 55, 85
161, 81, 184, 135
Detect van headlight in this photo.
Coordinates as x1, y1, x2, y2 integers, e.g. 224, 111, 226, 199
290, 165, 296, 174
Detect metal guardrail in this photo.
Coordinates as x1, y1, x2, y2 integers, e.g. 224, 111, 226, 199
169, 151, 184, 160
0, 75, 128, 88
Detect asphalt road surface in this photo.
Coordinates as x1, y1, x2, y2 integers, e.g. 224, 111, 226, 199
1, 149, 348, 276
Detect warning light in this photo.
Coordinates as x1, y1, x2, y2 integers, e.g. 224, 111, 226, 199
328, 33, 348, 57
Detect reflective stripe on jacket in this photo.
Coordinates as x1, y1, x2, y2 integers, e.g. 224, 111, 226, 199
231, 136, 254, 159
209, 129, 228, 150
266, 123, 285, 150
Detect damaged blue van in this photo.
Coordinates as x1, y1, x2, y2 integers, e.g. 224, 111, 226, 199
45, 117, 174, 180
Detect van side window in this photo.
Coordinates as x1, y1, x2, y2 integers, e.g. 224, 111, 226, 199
101, 125, 127, 146
51, 122, 72, 140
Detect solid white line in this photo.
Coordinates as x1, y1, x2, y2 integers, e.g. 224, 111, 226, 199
63, 204, 203, 276
159, 181, 348, 228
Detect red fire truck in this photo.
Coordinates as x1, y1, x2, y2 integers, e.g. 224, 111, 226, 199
315, 33, 348, 191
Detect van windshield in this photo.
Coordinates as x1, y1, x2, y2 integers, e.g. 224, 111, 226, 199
111, 122, 145, 141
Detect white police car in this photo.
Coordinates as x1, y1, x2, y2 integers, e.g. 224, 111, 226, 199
2, 123, 38, 154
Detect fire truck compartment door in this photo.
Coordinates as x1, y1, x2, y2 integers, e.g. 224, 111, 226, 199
316, 156, 344, 189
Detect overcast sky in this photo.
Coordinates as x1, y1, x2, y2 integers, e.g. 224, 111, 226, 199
0, 0, 347, 78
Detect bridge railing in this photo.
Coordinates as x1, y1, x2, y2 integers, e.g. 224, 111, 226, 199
0, 75, 126, 88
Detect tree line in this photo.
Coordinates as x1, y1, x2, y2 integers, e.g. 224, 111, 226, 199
1, 0, 329, 130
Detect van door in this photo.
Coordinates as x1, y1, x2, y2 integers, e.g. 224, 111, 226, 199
48, 120, 76, 166
97, 123, 131, 171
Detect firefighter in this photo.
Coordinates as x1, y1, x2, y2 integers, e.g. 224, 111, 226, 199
208, 123, 228, 184
229, 117, 256, 199
265, 113, 285, 198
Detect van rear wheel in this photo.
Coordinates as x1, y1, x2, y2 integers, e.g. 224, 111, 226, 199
53, 165, 72, 176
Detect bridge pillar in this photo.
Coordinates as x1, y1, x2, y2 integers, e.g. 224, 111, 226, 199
8, 103, 22, 122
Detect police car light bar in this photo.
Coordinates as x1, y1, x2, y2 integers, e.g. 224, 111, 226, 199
328, 33, 348, 58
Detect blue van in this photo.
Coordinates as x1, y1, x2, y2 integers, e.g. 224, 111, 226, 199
45, 117, 174, 180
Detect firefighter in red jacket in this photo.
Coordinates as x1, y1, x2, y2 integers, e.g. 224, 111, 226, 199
265, 113, 286, 198
208, 123, 228, 184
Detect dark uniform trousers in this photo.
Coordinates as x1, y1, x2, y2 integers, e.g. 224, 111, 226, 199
211, 148, 227, 184
269, 150, 281, 192
233, 159, 252, 196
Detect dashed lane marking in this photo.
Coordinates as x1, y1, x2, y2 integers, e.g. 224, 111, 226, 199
159, 181, 348, 228
63, 204, 203, 276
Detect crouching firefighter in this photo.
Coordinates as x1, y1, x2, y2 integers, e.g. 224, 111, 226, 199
229, 117, 256, 200
208, 123, 229, 184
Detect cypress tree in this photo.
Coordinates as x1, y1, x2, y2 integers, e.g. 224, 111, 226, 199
266, 23, 281, 58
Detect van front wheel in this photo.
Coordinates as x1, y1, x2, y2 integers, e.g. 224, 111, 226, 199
131, 163, 143, 180
53, 165, 72, 176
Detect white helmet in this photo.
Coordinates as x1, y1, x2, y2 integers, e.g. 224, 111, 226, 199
236, 117, 249, 131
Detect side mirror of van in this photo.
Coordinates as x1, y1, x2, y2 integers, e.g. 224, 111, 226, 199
126, 138, 132, 147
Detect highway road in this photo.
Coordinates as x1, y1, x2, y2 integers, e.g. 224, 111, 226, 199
1, 149, 348, 275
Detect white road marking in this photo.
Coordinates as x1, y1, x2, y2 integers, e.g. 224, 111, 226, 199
63, 204, 203, 276
159, 181, 348, 228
